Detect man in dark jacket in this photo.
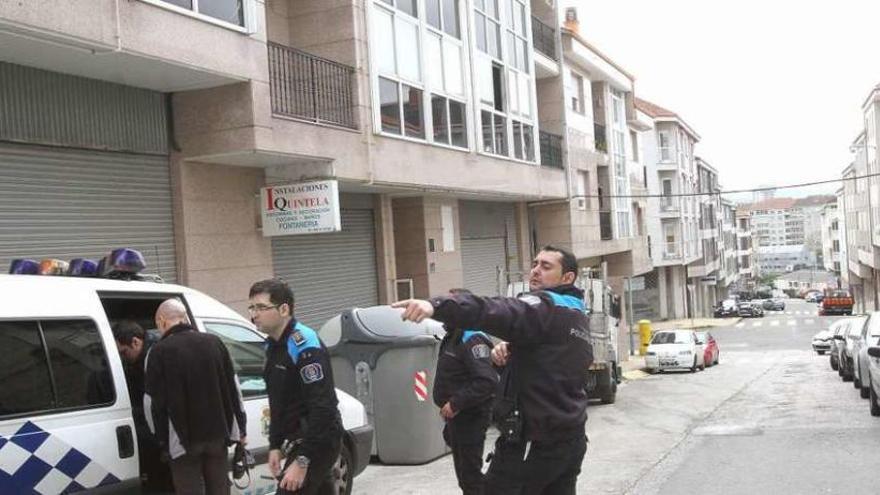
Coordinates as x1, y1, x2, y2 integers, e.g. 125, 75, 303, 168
393, 246, 593, 495
144, 299, 247, 495
112, 320, 171, 490
434, 289, 497, 494
248, 279, 343, 495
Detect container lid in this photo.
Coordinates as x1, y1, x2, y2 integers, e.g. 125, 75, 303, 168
353, 305, 445, 340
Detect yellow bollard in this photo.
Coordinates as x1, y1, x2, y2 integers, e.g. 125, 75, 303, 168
639, 320, 652, 356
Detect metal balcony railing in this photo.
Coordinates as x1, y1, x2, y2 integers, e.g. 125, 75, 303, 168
663, 242, 680, 260
600, 211, 613, 240
531, 16, 558, 61
539, 131, 563, 168
660, 196, 678, 211
268, 42, 357, 129
594, 123, 607, 153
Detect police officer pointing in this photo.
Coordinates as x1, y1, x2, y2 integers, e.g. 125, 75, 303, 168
249, 279, 343, 495
434, 288, 497, 494
393, 246, 593, 494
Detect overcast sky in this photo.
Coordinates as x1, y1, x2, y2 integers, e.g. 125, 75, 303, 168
577, 0, 880, 199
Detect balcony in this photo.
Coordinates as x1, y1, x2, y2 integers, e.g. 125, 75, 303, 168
662, 242, 681, 261
594, 123, 608, 153
531, 16, 558, 61
268, 42, 357, 129
659, 197, 679, 217
539, 131, 564, 169
600, 211, 613, 240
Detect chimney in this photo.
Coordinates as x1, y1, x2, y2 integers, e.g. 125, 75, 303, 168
564, 7, 579, 34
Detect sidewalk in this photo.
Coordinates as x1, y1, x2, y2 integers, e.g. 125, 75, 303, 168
650, 317, 741, 331
619, 355, 649, 380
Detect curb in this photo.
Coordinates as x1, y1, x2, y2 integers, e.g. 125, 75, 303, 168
622, 369, 650, 381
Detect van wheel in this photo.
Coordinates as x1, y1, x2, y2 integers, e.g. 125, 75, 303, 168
332, 442, 354, 495
872, 383, 880, 417
690, 357, 697, 373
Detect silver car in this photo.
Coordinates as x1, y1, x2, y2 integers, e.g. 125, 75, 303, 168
828, 319, 849, 371
834, 316, 868, 382
854, 313, 880, 399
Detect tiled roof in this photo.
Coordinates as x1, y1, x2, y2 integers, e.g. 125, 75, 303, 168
741, 198, 798, 211
634, 98, 677, 118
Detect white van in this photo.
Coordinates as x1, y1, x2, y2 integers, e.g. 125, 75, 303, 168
0, 273, 372, 494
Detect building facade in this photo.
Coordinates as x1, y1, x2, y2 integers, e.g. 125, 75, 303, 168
821, 200, 842, 275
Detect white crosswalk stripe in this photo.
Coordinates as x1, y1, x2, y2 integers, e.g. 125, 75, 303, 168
787, 320, 796, 326
770, 320, 780, 326
736, 322, 745, 328
805, 319, 814, 324
786, 311, 792, 315
752, 321, 763, 327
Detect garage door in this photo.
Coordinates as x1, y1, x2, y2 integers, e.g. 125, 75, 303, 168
0, 143, 177, 282
271, 208, 379, 328
461, 237, 507, 296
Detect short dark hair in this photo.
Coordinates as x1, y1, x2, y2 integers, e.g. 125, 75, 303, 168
541, 245, 578, 279
448, 288, 473, 296
249, 278, 295, 310
112, 320, 145, 345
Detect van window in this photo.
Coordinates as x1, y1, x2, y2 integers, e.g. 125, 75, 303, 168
0, 319, 114, 418
204, 322, 267, 398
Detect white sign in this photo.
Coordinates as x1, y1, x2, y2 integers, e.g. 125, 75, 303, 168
701, 276, 717, 286
260, 180, 341, 237
626, 277, 645, 291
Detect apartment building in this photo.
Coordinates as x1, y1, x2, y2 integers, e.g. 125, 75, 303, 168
821, 200, 842, 275
636, 98, 702, 319
0, 0, 579, 327
687, 158, 722, 315
735, 209, 756, 291
836, 187, 849, 288
718, 199, 739, 297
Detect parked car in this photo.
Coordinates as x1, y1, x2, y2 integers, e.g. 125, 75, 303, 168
864, 342, 880, 416
834, 316, 868, 382
805, 291, 822, 303
0, 256, 374, 495
829, 319, 850, 371
812, 330, 833, 355
714, 299, 739, 317
697, 331, 720, 367
854, 313, 880, 398
762, 298, 785, 311
820, 289, 854, 316
738, 302, 763, 318
644, 330, 705, 373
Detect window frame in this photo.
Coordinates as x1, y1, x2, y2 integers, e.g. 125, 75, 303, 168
0, 317, 117, 420
140, 0, 255, 33
203, 319, 269, 400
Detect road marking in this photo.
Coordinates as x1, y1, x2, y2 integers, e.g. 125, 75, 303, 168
735, 322, 745, 328
770, 320, 780, 326
787, 320, 796, 326
805, 319, 814, 324
752, 321, 763, 327
786, 311, 792, 315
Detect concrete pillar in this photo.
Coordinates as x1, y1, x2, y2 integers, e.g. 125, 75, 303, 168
657, 267, 668, 320
374, 194, 397, 304
171, 158, 274, 315
673, 267, 687, 319
514, 202, 532, 273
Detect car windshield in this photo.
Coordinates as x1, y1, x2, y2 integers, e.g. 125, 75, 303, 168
829, 290, 850, 298
651, 332, 691, 344
867, 314, 880, 337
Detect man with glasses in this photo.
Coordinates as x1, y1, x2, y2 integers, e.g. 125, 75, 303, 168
248, 279, 343, 495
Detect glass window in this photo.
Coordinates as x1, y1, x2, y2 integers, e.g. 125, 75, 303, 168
165, 0, 192, 7
205, 322, 267, 398
488, 21, 501, 59
506, 31, 517, 68
492, 64, 504, 112
199, 0, 244, 26
396, 20, 421, 81
517, 1, 527, 36
494, 115, 507, 155
426, 33, 444, 90
398, 0, 417, 17
513, 121, 523, 159
449, 100, 468, 148
403, 85, 424, 138
432, 95, 450, 145
485, 0, 498, 18
477, 55, 494, 105
443, 41, 464, 95
0, 321, 54, 417
442, 0, 460, 38
519, 75, 531, 117
374, 9, 396, 75
507, 69, 519, 114
519, 38, 528, 72
475, 13, 487, 52
426, 0, 441, 29
482, 110, 494, 153
379, 77, 401, 134
523, 123, 534, 161
42, 320, 115, 410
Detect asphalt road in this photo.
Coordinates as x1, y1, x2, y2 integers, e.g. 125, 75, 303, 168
352, 299, 876, 495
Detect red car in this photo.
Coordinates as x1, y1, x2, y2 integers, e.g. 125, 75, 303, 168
697, 331, 720, 367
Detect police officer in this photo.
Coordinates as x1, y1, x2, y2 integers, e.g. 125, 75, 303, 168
393, 245, 593, 495
249, 279, 343, 495
434, 288, 498, 494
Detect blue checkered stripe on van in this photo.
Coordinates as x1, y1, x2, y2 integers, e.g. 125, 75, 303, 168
0, 421, 120, 494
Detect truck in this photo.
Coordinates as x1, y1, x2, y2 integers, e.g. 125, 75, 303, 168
820, 288, 854, 316
579, 266, 620, 405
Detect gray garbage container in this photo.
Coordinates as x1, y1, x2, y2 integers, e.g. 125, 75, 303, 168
321, 305, 448, 465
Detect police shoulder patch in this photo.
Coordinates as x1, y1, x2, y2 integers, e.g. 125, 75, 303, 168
518, 294, 542, 306
471, 343, 491, 359
292, 331, 306, 346
300, 363, 324, 384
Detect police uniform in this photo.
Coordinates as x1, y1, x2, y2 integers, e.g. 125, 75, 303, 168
433, 328, 498, 494
264, 319, 343, 495
430, 285, 593, 495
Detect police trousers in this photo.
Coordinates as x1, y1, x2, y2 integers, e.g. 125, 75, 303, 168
276, 438, 341, 495
442, 410, 491, 495
485, 434, 588, 495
